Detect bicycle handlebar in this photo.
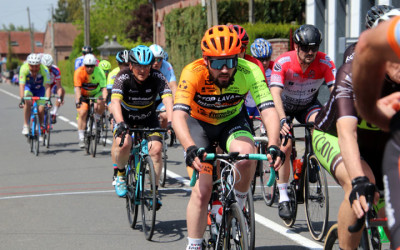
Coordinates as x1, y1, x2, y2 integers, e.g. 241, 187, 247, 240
189, 152, 276, 187
348, 183, 376, 233
118, 127, 167, 147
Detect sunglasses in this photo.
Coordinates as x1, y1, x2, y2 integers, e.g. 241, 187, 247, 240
209, 57, 238, 70
85, 65, 95, 68
132, 64, 151, 70
155, 57, 163, 63
256, 57, 271, 62
300, 45, 319, 53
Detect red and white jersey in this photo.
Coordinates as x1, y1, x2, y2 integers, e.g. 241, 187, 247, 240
48, 64, 61, 84
270, 50, 336, 111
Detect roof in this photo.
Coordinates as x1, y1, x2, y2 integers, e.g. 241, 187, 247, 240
45, 22, 80, 47
0, 31, 44, 54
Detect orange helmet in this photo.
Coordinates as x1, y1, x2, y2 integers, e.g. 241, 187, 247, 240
201, 25, 242, 57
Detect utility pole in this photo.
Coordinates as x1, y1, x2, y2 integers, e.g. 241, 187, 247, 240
206, 0, 218, 28
249, 0, 254, 24
83, 0, 90, 46
206, 0, 212, 28
51, 4, 56, 62
27, 7, 34, 53
211, 0, 218, 26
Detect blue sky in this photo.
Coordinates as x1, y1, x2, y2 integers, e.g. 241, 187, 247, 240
0, 0, 59, 32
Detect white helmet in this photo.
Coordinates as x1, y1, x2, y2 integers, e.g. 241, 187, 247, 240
27, 53, 41, 65
373, 8, 400, 27
83, 54, 97, 66
149, 44, 165, 58
41, 54, 53, 67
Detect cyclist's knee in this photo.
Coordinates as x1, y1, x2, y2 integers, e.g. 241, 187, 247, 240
193, 184, 212, 206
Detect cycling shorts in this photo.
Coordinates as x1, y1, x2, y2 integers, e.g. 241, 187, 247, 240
24, 86, 46, 105
383, 111, 400, 248
286, 100, 322, 124
246, 106, 259, 117
77, 91, 103, 111
51, 83, 58, 95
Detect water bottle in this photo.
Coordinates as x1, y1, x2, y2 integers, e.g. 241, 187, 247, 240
216, 206, 223, 224
211, 200, 222, 218
292, 158, 303, 180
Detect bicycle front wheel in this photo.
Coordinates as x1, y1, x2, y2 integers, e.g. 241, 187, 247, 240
141, 155, 156, 241
159, 141, 167, 187
304, 154, 329, 241
33, 115, 39, 156
244, 190, 255, 250
259, 143, 276, 206
102, 114, 108, 147
85, 116, 93, 155
126, 157, 138, 229
90, 119, 99, 157
223, 202, 249, 250
324, 223, 339, 250
45, 108, 51, 148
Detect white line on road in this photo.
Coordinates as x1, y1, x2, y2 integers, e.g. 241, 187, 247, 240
0, 86, 323, 249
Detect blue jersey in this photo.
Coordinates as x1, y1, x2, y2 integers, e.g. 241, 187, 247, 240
159, 60, 176, 83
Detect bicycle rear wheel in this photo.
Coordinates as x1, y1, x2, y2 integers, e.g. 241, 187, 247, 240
45, 108, 51, 148
33, 115, 39, 156
304, 154, 329, 241
223, 202, 249, 250
244, 190, 255, 250
141, 155, 156, 241
85, 116, 93, 155
324, 223, 339, 250
126, 157, 138, 229
90, 119, 99, 157
259, 143, 276, 206
159, 140, 167, 187
102, 113, 108, 147
168, 130, 175, 147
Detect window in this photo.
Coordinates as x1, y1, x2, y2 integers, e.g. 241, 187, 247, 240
10, 41, 18, 46
35, 41, 43, 47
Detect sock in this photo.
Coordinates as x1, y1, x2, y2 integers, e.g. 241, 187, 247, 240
186, 238, 203, 250
51, 106, 58, 115
113, 164, 118, 176
234, 189, 248, 210
278, 183, 289, 203
117, 168, 125, 176
78, 130, 85, 140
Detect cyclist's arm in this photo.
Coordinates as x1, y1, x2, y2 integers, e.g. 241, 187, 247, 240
168, 80, 177, 98
353, 17, 400, 131
18, 65, 28, 98
74, 87, 81, 104
110, 98, 123, 123
19, 82, 25, 99
45, 84, 51, 98
269, 86, 290, 135
162, 95, 173, 123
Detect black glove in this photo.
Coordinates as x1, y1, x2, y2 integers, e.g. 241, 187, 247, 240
19, 97, 25, 108
167, 121, 173, 132
349, 176, 375, 207
76, 96, 83, 109
185, 145, 206, 167
113, 121, 128, 138
266, 145, 285, 164
280, 118, 287, 129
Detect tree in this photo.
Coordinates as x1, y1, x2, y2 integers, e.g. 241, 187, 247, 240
53, 0, 83, 23
125, 3, 153, 42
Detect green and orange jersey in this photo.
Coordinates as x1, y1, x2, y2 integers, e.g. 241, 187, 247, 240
74, 65, 106, 96
174, 58, 275, 125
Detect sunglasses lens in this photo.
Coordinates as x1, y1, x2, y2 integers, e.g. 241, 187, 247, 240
156, 58, 163, 62
210, 58, 237, 70
301, 45, 319, 52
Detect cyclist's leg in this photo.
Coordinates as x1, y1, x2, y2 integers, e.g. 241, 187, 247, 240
23, 88, 33, 127
93, 90, 105, 121
156, 102, 167, 129
32, 86, 46, 126
112, 132, 132, 197
185, 116, 214, 248
77, 100, 89, 143
313, 129, 375, 249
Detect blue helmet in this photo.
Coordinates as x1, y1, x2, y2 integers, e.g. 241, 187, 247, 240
116, 50, 129, 64
250, 38, 273, 59
129, 45, 154, 65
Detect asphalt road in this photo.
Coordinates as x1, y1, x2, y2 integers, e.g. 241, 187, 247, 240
0, 82, 342, 250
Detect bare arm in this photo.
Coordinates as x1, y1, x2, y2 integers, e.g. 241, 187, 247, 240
74, 86, 81, 104
110, 98, 123, 123
167, 80, 177, 98
162, 95, 173, 123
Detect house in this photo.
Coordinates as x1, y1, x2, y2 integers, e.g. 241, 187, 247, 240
0, 31, 44, 62
43, 22, 80, 64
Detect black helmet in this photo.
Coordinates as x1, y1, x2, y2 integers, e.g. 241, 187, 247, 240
82, 46, 93, 55
293, 24, 322, 46
365, 5, 394, 29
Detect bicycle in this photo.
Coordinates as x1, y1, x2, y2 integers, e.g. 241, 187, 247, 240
120, 127, 167, 241
155, 110, 170, 187
42, 103, 52, 148
324, 186, 390, 250
190, 151, 276, 250
81, 96, 102, 157
20, 96, 51, 156
277, 119, 329, 241
100, 109, 109, 147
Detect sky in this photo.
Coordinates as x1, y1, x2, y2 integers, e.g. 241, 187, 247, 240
0, 0, 60, 32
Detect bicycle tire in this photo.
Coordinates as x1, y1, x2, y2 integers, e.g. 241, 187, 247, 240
359, 227, 382, 250
283, 185, 297, 227
223, 202, 249, 250
250, 168, 257, 196
33, 115, 39, 156
159, 140, 167, 187
324, 223, 339, 250
45, 108, 51, 148
168, 130, 175, 147
86, 115, 93, 155
91, 120, 98, 157
245, 190, 255, 250
126, 156, 138, 229
102, 114, 108, 147
141, 155, 157, 241
259, 142, 276, 206
304, 154, 329, 241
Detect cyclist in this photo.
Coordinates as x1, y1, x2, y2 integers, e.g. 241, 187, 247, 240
149, 44, 176, 131
312, 6, 400, 249
19, 53, 51, 140
74, 54, 107, 148
269, 24, 336, 221
111, 45, 173, 202
251, 38, 274, 83
172, 25, 283, 250
98, 59, 111, 79
41, 54, 65, 124
75, 46, 96, 70
107, 50, 130, 185
352, 10, 400, 249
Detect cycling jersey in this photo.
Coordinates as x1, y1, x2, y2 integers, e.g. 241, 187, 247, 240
48, 65, 61, 94
74, 66, 106, 97
111, 68, 172, 126
270, 50, 336, 112
174, 58, 275, 125
159, 60, 176, 83
19, 63, 50, 90
107, 67, 120, 90
243, 54, 269, 110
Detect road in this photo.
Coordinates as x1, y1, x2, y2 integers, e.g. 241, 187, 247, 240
0, 83, 342, 250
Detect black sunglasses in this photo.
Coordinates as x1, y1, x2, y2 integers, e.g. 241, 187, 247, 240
155, 57, 163, 62
300, 45, 319, 53
85, 65, 95, 68
256, 57, 271, 62
209, 57, 238, 70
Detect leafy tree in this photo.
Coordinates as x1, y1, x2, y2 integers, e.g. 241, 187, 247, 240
1, 24, 28, 31
125, 3, 153, 42
53, 0, 83, 23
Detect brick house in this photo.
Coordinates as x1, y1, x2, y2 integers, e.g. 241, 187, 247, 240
0, 31, 44, 62
43, 22, 80, 64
